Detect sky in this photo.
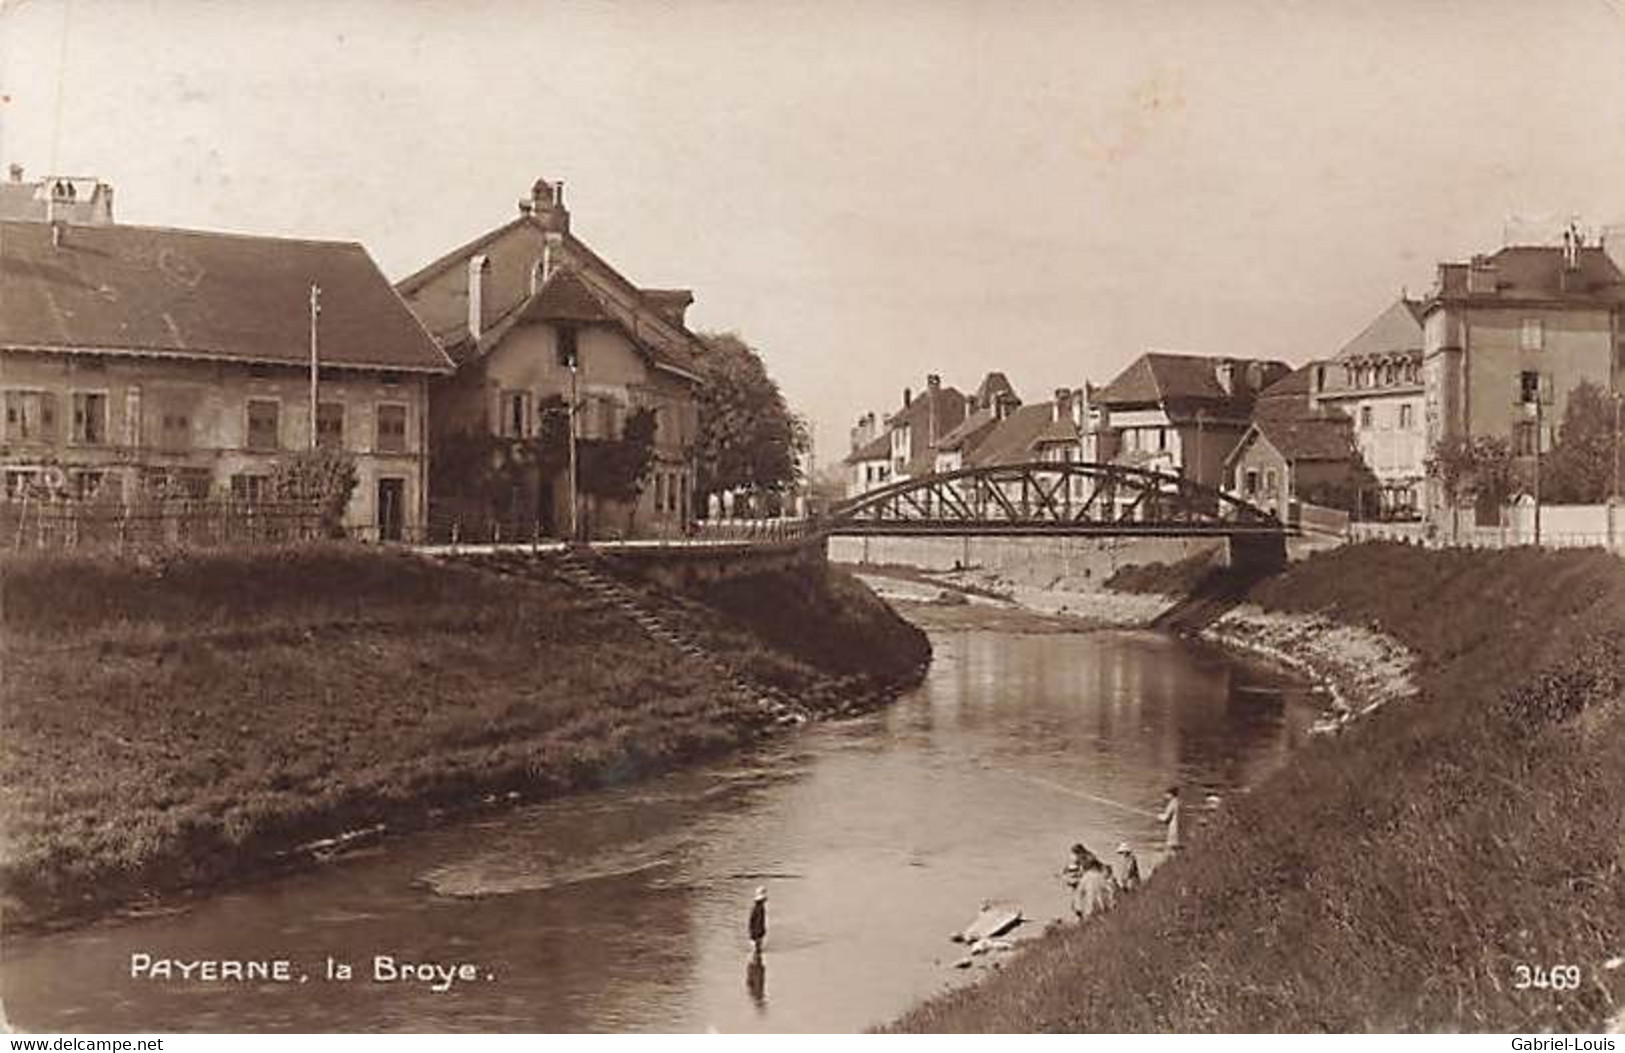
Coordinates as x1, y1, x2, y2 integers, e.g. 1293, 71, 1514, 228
3, 0, 1625, 466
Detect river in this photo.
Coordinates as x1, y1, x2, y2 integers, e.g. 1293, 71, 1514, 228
1, 604, 1318, 1033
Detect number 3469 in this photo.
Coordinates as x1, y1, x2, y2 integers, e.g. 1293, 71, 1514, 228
1513, 964, 1583, 990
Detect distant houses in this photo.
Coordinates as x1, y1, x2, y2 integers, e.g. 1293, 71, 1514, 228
840, 231, 1625, 535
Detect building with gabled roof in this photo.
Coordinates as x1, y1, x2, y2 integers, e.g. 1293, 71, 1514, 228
1227, 365, 1370, 519
1095, 351, 1289, 488
396, 178, 707, 539
1306, 296, 1426, 518
0, 210, 452, 539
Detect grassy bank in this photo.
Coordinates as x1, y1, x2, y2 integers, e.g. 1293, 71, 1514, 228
0, 545, 928, 931
893, 543, 1625, 1032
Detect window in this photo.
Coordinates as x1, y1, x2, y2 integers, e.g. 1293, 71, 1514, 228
71, 392, 109, 445
246, 399, 280, 451
317, 402, 345, 448
1264, 468, 1279, 494
1244, 469, 1260, 495
1521, 318, 1543, 351
1157, 428, 1168, 452
1399, 404, 1414, 430
380, 372, 402, 388
376, 404, 408, 453
4, 391, 56, 442
160, 410, 191, 450
499, 391, 531, 439
1359, 406, 1374, 429
1519, 371, 1542, 406
4, 468, 40, 499
71, 470, 108, 500
230, 473, 269, 502
655, 472, 667, 513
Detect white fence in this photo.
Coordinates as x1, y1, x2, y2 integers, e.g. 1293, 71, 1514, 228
1348, 502, 1624, 552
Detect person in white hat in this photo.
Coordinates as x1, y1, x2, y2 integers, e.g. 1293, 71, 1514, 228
1115, 842, 1142, 892
748, 886, 768, 957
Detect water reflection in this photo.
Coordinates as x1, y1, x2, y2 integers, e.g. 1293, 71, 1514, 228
2, 627, 1315, 1033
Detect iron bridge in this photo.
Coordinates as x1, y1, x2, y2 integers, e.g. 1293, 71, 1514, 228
824, 461, 1290, 537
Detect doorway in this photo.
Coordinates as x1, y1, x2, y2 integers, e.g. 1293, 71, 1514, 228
377, 477, 405, 542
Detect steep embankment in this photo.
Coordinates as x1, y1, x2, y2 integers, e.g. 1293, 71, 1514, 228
892, 544, 1625, 1033
0, 545, 929, 931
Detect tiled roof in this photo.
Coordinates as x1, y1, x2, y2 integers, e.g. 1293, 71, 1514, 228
845, 431, 892, 464
1434, 245, 1625, 305
1334, 297, 1424, 361
936, 407, 997, 452
395, 212, 706, 379
968, 402, 1054, 468
1252, 365, 1317, 421
1030, 417, 1080, 446
975, 371, 1017, 407
1249, 416, 1356, 463
0, 220, 451, 372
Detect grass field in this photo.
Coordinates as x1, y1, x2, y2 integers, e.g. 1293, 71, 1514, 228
0, 544, 928, 930
892, 543, 1625, 1033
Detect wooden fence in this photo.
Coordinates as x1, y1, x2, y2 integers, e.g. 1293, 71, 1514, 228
0, 498, 325, 552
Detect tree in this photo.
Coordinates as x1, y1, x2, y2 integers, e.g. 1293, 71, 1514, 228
578, 405, 658, 535
1426, 434, 1515, 538
1543, 380, 1618, 504
270, 447, 358, 538
695, 332, 808, 515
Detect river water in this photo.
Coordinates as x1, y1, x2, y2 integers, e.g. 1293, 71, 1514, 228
1, 608, 1317, 1033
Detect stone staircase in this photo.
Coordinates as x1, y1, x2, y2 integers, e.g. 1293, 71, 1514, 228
545, 550, 812, 729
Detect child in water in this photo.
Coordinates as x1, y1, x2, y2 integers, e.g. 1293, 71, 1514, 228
748, 886, 768, 956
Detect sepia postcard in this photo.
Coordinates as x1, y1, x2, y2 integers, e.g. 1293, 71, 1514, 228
0, 0, 1622, 1039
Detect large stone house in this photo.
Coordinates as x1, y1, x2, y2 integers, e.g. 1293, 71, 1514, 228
1419, 237, 1625, 525
395, 179, 708, 539
1307, 297, 1427, 518
0, 206, 452, 539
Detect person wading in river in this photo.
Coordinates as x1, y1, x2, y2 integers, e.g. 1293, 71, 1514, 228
748, 887, 768, 957
1158, 786, 1184, 855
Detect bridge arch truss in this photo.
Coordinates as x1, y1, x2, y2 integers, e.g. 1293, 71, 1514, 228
826, 461, 1285, 536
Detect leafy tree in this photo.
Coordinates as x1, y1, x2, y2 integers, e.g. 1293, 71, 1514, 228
270, 446, 358, 537
578, 406, 658, 535
695, 332, 808, 514
1543, 380, 1619, 504
1426, 434, 1515, 536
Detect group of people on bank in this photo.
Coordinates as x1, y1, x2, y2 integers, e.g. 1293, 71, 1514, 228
1063, 785, 1183, 923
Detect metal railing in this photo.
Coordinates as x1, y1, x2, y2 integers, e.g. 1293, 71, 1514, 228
1, 497, 326, 552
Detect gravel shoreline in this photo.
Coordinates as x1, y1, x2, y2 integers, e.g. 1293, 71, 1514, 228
854, 565, 1418, 729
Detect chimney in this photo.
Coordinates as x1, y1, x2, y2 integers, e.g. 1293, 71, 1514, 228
994, 392, 1015, 421
7, 164, 21, 183
530, 177, 571, 234
1467, 254, 1497, 295
1214, 359, 1236, 397
1053, 387, 1073, 423
965, 393, 978, 416
902, 387, 912, 408
467, 254, 491, 342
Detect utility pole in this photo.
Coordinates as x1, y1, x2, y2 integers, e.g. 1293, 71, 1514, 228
564, 333, 580, 543
308, 285, 321, 450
